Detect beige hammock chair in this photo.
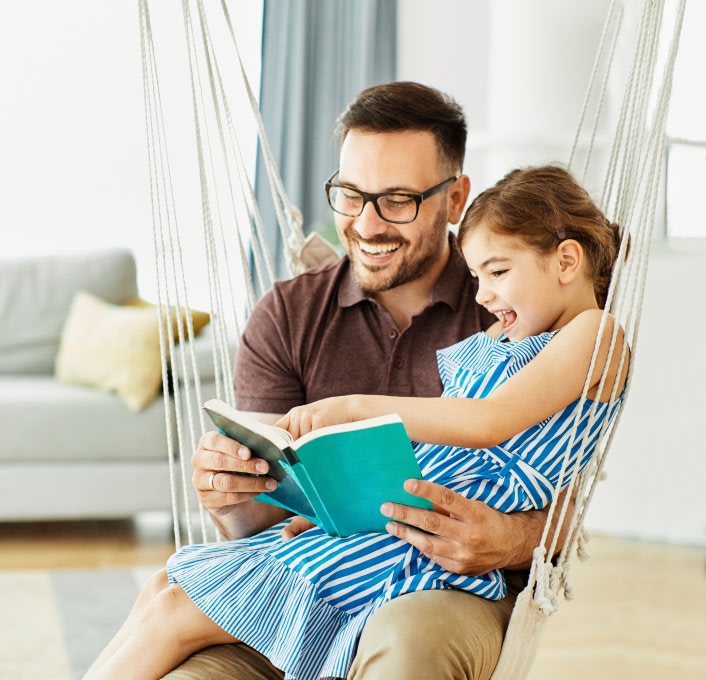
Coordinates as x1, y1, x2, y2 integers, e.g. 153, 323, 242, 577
137, 0, 686, 677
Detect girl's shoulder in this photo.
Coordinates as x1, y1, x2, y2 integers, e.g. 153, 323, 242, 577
548, 309, 629, 401
557, 309, 623, 347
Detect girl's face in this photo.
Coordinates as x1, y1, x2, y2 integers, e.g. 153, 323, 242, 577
462, 223, 565, 341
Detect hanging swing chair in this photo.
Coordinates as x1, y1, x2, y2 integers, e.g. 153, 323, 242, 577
137, 0, 686, 677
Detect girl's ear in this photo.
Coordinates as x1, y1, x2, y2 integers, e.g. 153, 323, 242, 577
556, 239, 584, 282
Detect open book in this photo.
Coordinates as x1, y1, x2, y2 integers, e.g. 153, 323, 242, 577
202, 398, 432, 537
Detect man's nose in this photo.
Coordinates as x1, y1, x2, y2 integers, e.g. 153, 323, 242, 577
353, 201, 390, 240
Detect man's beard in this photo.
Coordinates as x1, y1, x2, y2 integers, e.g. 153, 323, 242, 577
344, 206, 449, 294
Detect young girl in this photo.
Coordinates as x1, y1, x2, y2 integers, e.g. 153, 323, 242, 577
84, 165, 629, 680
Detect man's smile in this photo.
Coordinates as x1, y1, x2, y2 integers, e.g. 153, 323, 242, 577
358, 241, 402, 256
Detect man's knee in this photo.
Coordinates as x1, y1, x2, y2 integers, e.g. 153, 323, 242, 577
163, 643, 284, 680
349, 590, 514, 680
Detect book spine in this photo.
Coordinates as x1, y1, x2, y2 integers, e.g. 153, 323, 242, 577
290, 462, 337, 535
282, 446, 300, 465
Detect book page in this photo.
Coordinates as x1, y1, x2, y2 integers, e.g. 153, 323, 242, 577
292, 413, 402, 449
203, 399, 293, 450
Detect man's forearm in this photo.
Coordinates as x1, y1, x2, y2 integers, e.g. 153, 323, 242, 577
502, 487, 574, 570
210, 500, 291, 541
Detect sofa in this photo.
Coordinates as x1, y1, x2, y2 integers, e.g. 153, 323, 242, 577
0, 248, 216, 521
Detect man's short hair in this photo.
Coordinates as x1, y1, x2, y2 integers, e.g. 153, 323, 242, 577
335, 81, 467, 173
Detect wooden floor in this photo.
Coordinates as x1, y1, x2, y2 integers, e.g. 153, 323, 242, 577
1, 514, 704, 679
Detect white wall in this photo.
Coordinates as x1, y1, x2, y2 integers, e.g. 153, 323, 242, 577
590, 240, 706, 546
0, 1, 262, 310
398, 0, 706, 547
0, 2, 149, 258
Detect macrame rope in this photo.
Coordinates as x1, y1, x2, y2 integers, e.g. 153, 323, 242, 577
138, 1, 685, 677
218, 0, 307, 275
523, 0, 686, 623
493, 10, 687, 679
140, 0, 310, 545
139, 0, 188, 549
568, 0, 623, 181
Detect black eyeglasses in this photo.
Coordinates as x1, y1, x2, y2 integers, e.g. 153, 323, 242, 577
324, 171, 458, 224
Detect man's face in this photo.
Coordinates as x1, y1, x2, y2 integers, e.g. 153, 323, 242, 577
334, 130, 463, 294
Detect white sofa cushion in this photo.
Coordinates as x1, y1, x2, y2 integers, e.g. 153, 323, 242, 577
0, 249, 138, 375
0, 376, 170, 463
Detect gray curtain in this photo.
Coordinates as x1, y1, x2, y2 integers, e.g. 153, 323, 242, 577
255, 0, 398, 276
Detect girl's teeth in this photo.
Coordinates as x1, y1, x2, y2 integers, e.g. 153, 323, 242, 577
499, 310, 517, 328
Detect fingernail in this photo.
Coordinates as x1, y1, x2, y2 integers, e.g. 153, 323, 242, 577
255, 460, 269, 474
386, 521, 398, 536
238, 447, 249, 460
265, 479, 277, 490
404, 479, 417, 492
380, 502, 392, 516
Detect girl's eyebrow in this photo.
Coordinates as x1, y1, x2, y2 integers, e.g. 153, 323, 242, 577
473, 255, 511, 271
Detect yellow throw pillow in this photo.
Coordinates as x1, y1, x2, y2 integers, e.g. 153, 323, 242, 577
55, 292, 165, 411
124, 297, 211, 339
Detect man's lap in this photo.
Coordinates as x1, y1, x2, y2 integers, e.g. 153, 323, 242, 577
163, 588, 515, 680
163, 642, 284, 680
349, 589, 514, 680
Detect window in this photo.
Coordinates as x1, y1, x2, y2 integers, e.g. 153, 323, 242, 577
663, 0, 706, 238
665, 140, 706, 238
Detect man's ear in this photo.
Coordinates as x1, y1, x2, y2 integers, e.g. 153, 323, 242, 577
557, 239, 584, 282
448, 175, 471, 225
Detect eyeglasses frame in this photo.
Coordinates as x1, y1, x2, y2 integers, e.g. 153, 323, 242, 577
324, 171, 459, 224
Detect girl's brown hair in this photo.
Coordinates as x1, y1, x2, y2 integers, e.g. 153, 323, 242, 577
458, 165, 622, 308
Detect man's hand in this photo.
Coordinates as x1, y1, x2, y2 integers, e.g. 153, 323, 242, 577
381, 479, 555, 575
193, 430, 278, 513
192, 430, 290, 539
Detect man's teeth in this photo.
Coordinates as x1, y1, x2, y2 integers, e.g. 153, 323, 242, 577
359, 242, 400, 255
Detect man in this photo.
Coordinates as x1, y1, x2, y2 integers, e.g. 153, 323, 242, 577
166, 82, 557, 680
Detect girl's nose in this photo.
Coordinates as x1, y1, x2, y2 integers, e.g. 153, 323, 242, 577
475, 281, 493, 306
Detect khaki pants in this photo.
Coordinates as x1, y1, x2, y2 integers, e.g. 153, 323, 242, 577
163, 588, 515, 680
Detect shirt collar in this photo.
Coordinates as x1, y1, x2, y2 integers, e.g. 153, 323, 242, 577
337, 234, 468, 311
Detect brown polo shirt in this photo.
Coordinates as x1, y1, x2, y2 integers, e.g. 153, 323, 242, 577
235, 236, 495, 414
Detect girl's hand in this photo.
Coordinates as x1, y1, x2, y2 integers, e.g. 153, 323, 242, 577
281, 516, 317, 540
275, 395, 365, 438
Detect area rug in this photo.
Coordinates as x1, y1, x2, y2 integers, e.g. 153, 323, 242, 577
0, 567, 155, 680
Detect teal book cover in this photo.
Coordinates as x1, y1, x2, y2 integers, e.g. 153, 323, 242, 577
203, 399, 432, 536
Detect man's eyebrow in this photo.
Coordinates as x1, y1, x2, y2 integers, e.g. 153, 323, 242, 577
336, 176, 419, 193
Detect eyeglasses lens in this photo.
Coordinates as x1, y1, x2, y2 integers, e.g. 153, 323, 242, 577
328, 186, 417, 223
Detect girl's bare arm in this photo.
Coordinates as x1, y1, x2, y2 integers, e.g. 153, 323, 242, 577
279, 309, 627, 446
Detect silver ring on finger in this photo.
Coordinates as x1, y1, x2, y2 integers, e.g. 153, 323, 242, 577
208, 472, 217, 491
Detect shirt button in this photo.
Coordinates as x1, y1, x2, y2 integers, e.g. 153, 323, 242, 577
388, 329, 398, 339
393, 358, 404, 369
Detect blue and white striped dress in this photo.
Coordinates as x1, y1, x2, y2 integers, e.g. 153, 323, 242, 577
167, 331, 624, 680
